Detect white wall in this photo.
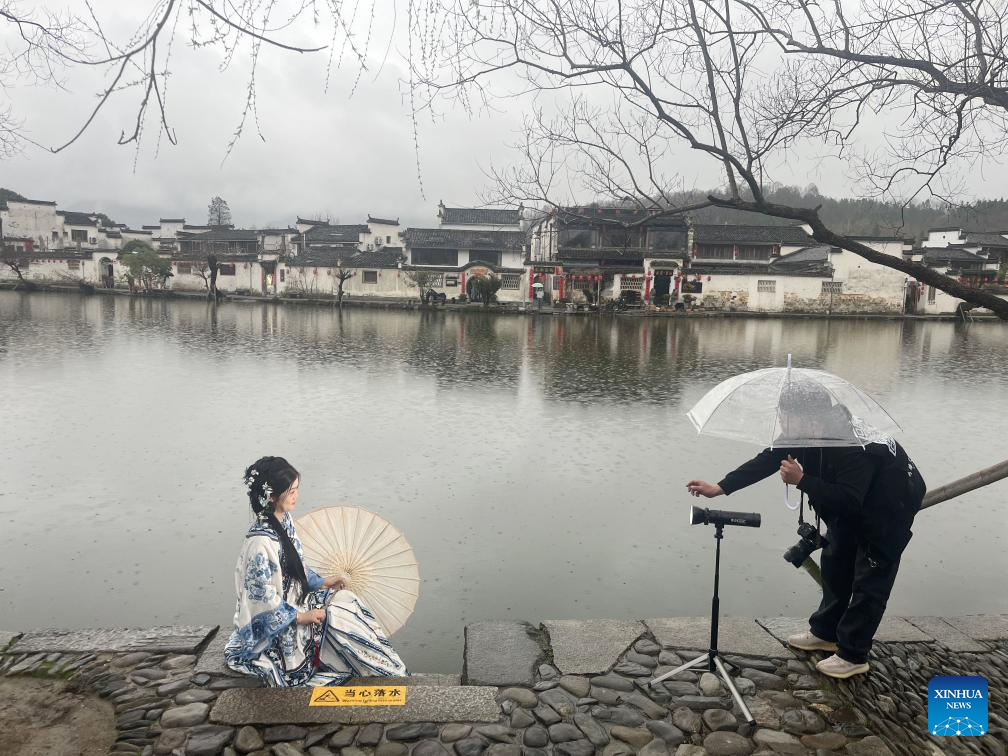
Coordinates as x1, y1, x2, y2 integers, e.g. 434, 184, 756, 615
2, 201, 61, 251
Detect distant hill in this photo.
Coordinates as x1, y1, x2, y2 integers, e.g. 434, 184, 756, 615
671, 186, 1008, 240
0, 187, 28, 210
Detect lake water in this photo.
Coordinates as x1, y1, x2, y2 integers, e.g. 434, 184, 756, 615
2, 290, 1006, 673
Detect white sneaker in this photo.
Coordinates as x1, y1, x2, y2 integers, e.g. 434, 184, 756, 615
787, 631, 839, 652
816, 654, 870, 679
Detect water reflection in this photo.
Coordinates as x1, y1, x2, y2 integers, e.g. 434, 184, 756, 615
1, 290, 1006, 673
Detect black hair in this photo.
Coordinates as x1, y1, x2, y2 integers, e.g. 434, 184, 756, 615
243, 456, 310, 603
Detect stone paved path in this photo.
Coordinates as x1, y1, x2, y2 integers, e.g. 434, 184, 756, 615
1, 617, 1004, 756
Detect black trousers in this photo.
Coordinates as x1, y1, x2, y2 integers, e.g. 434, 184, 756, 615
808, 509, 915, 664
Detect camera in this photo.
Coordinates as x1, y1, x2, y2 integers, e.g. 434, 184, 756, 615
783, 521, 828, 568
690, 506, 761, 528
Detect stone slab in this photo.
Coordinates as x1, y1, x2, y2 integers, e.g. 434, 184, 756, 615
905, 617, 986, 652
193, 629, 232, 676
210, 686, 501, 725
759, 616, 934, 645
944, 614, 1008, 641
8, 626, 218, 655
755, 617, 808, 646
0, 632, 22, 652
543, 619, 646, 675
647, 617, 790, 659
464, 622, 542, 686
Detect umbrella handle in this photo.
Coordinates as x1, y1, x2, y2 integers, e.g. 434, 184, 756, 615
784, 483, 799, 510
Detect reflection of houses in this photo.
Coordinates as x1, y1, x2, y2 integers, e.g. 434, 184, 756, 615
402, 205, 526, 302
528, 206, 689, 304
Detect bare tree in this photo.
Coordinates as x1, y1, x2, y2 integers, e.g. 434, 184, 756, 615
334, 262, 355, 307
208, 196, 232, 226
403, 268, 442, 303
416, 0, 1008, 319
0, 1, 378, 158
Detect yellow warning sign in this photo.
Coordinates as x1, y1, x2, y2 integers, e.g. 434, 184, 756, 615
309, 686, 407, 706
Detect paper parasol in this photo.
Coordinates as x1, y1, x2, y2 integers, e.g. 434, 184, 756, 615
295, 506, 420, 635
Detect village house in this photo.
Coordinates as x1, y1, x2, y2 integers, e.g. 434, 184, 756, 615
528, 206, 689, 305
908, 228, 1007, 314
401, 204, 526, 302
689, 226, 914, 314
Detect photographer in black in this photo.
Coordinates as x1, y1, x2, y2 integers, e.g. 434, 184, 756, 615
686, 393, 926, 679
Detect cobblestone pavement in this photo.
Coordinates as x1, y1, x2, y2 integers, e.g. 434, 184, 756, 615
1, 620, 1005, 756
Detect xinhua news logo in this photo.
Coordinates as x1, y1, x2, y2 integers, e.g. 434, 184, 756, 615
928, 676, 988, 737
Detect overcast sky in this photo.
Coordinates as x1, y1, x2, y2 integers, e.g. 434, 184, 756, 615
3, 2, 1008, 230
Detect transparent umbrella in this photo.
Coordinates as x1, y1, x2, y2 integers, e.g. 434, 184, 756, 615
687, 355, 901, 449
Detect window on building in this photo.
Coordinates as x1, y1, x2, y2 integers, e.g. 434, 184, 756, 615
177, 263, 192, 275
71, 229, 87, 242
757, 279, 776, 293
279, 269, 285, 282
52, 231, 59, 241
927, 285, 936, 304
445, 275, 459, 287
599, 227, 644, 249
558, 228, 595, 248
218, 263, 236, 275
67, 259, 80, 270
648, 229, 685, 250
822, 281, 843, 295
412, 248, 458, 266
468, 249, 502, 266
621, 277, 644, 291
500, 274, 522, 290
386, 236, 391, 244
695, 244, 733, 260
362, 270, 378, 284
738, 245, 773, 261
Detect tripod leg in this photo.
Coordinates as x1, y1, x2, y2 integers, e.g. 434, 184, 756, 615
648, 652, 709, 687
713, 656, 756, 732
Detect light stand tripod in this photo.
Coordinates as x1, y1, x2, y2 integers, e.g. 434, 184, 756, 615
649, 508, 758, 731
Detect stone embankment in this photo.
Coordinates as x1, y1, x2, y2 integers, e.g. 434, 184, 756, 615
1, 615, 1005, 756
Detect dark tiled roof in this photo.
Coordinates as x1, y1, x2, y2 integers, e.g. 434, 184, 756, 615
555, 206, 688, 228
353, 249, 406, 268
441, 206, 520, 226
289, 248, 404, 269
769, 245, 835, 275
963, 231, 1008, 247
692, 224, 813, 244
558, 248, 643, 261
367, 216, 399, 226
179, 228, 258, 242
142, 225, 160, 230
57, 210, 99, 227
403, 228, 525, 249
304, 225, 367, 243
160, 218, 186, 223
922, 247, 986, 265
183, 224, 210, 231
258, 227, 298, 234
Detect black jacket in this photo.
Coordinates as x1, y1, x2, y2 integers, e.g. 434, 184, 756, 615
717, 442, 926, 556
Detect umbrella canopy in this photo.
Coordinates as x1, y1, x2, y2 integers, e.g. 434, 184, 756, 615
532, 282, 544, 288
687, 356, 900, 448
296, 506, 420, 635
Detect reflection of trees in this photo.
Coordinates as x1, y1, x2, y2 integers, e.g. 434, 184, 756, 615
529, 317, 700, 404
403, 310, 522, 390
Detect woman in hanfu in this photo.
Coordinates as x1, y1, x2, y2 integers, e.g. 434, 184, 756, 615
224, 456, 408, 687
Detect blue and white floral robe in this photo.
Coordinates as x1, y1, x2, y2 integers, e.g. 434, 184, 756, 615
224, 513, 408, 687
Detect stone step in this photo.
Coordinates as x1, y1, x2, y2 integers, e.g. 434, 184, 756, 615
464, 621, 543, 687
6, 626, 218, 655
646, 617, 792, 659
210, 685, 501, 725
